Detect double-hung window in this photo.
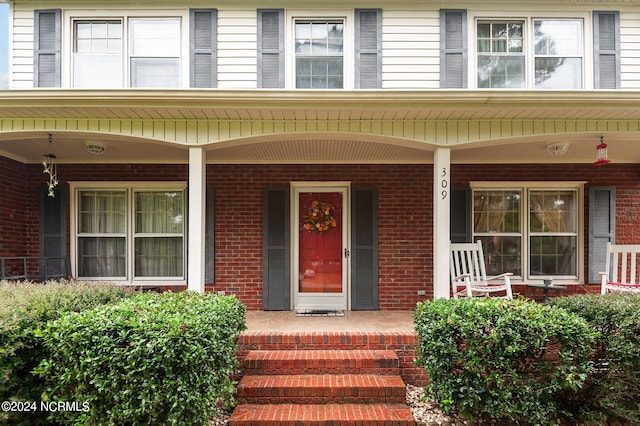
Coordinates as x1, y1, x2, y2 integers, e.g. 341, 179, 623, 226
74, 184, 186, 282
72, 17, 181, 88
471, 183, 581, 282
295, 20, 345, 88
476, 18, 583, 89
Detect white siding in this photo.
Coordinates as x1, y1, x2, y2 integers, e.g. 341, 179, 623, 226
217, 10, 257, 89
381, 10, 440, 89
620, 12, 640, 89
11, 9, 35, 89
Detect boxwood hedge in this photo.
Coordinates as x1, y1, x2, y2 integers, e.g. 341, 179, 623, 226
548, 293, 640, 424
0, 280, 137, 426
36, 291, 246, 426
414, 297, 597, 425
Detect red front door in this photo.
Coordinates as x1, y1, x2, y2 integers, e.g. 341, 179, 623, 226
294, 185, 348, 311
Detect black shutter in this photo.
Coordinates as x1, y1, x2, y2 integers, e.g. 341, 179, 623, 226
593, 11, 620, 89
440, 9, 467, 88
190, 9, 217, 88
205, 185, 215, 283
257, 9, 284, 88
263, 187, 290, 310
355, 9, 382, 89
351, 188, 378, 310
589, 186, 615, 283
38, 186, 68, 279
450, 186, 471, 243
34, 9, 61, 88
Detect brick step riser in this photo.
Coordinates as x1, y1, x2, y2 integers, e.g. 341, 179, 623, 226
237, 374, 406, 404
244, 366, 400, 375
229, 403, 415, 426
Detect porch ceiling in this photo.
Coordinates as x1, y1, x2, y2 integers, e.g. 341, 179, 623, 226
1, 89, 640, 164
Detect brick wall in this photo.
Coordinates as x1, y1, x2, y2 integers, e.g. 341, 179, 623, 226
5, 160, 640, 310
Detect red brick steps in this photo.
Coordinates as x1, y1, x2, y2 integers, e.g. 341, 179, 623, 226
243, 349, 400, 375
230, 403, 415, 425
237, 373, 407, 404
230, 340, 417, 425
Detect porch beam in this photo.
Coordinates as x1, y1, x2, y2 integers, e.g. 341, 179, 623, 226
187, 146, 206, 294
433, 148, 451, 299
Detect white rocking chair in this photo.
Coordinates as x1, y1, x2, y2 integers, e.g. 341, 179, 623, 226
450, 240, 513, 299
600, 242, 640, 294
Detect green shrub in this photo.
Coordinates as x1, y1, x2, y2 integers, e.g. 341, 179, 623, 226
548, 294, 640, 424
0, 280, 137, 426
413, 297, 597, 425
37, 291, 246, 426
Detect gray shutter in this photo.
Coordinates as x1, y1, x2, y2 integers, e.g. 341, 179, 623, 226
34, 9, 61, 88
39, 186, 68, 278
355, 9, 381, 89
440, 9, 467, 89
257, 9, 284, 89
190, 9, 217, 88
351, 188, 378, 310
450, 186, 471, 243
263, 187, 290, 310
205, 186, 215, 283
593, 11, 620, 89
588, 186, 615, 283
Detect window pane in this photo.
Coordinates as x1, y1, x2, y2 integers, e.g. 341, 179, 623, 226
534, 19, 582, 89
530, 190, 577, 233
476, 21, 525, 89
131, 58, 179, 87
135, 191, 184, 234
78, 191, 126, 234
78, 237, 126, 277
473, 190, 522, 276
478, 235, 522, 276
130, 18, 180, 56
474, 190, 521, 233
295, 20, 344, 89
535, 57, 582, 89
73, 20, 123, 88
530, 236, 577, 276
135, 237, 183, 277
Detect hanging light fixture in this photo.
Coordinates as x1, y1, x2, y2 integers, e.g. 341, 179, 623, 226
594, 136, 611, 166
42, 133, 59, 197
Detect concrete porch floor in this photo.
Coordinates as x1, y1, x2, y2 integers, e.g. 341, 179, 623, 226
245, 310, 415, 333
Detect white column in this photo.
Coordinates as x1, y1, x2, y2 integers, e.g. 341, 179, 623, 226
188, 146, 206, 294
433, 148, 451, 299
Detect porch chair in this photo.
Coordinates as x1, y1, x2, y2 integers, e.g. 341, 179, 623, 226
600, 242, 640, 294
450, 240, 513, 299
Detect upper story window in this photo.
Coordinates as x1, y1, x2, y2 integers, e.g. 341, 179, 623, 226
294, 20, 344, 89
257, 9, 380, 90
476, 18, 583, 89
72, 17, 180, 88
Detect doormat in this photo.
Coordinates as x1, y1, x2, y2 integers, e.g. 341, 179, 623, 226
295, 310, 345, 317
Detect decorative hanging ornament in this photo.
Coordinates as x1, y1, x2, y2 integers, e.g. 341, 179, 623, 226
594, 136, 611, 166
42, 133, 59, 197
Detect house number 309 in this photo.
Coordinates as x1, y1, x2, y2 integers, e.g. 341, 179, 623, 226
440, 168, 449, 200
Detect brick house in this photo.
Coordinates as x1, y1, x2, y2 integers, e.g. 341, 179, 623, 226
1, 0, 639, 311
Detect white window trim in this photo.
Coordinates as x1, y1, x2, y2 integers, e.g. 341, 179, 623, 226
62, 9, 190, 89
69, 181, 187, 285
469, 181, 586, 284
285, 9, 354, 90
468, 11, 593, 89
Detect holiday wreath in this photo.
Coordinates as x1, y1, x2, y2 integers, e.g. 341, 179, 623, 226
303, 200, 337, 233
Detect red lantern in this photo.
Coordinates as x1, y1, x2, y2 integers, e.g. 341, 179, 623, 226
594, 136, 611, 166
